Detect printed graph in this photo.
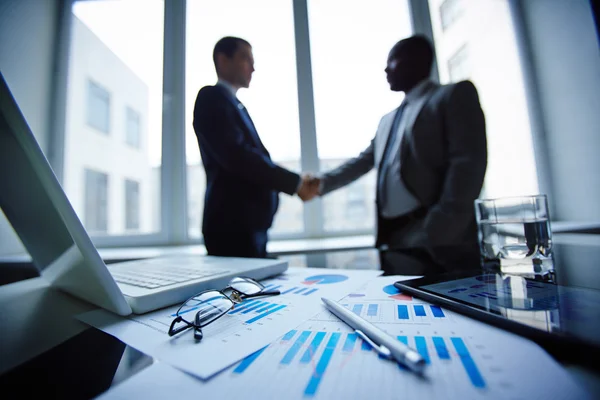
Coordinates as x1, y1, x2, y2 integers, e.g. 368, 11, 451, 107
303, 274, 348, 285
396, 304, 446, 320
382, 284, 413, 301
231, 330, 487, 396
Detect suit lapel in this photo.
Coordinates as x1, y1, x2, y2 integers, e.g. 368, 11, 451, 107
375, 111, 396, 166
215, 85, 265, 150
399, 83, 438, 159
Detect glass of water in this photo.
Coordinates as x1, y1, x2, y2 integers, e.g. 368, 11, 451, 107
474, 195, 554, 280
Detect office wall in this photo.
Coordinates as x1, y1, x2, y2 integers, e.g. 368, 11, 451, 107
519, 0, 600, 221
0, 0, 61, 256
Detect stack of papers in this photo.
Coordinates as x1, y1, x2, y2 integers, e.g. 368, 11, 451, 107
78, 268, 381, 379
78, 269, 589, 399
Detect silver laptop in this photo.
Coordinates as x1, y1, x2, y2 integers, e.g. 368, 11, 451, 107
0, 73, 287, 315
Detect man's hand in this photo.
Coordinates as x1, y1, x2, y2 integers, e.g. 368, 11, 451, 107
297, 174, 321, 202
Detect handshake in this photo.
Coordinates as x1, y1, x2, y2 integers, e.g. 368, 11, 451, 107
297, 174, 321, 202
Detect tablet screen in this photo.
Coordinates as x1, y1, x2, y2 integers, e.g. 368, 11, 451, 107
421, 274, 600, 347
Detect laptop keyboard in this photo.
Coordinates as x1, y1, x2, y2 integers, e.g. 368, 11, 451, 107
109, 264, 230, 289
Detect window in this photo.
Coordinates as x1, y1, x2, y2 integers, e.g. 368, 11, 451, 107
125, 106, 141, 148
84, 169, 108, 233
64, 0, 163, 238
125, 179, 140, 231
439, 0, 464, 31
308, 0, 412, 233
447, 45, 470, 82
86, 79, 110, 133
429, 0, 539, 197
185, 0, 302, 238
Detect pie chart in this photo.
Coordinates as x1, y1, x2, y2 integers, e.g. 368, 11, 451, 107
302, 274, 348, 285
383, 284, 413, 301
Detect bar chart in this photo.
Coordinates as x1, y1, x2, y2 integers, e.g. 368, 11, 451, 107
396, 304, 447, 321
230, 328, 487, 397
173, 277, 584, 399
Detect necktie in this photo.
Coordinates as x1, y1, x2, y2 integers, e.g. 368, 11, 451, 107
236, 100, 263, 149
377, 102, 407, 208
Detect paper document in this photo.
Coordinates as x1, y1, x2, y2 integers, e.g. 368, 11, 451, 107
100, 276, 589, 399
78, 268, 381, 379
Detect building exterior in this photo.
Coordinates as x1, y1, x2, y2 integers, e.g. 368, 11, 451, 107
63, 17, 153, 236
429, 0, 539, 198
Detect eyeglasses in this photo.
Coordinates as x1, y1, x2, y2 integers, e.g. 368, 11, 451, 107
168, 276, 280, 341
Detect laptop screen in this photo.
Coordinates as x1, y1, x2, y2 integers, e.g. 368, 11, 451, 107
0, 72, 131, 315
0, 78, 74, 271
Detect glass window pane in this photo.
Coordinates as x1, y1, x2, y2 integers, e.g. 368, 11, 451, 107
429, 0, 539, 198
86, 80, 110, 133
126, 106, 141, 148
64, 0, 163, 237
125, 179, 140, 231
308, 0, 412, 232
84, 169, 108, 233
185, 0, 302, 239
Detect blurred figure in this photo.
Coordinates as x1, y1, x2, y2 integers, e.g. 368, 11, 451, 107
193, 37, 317, 258
313, 35, 487, 274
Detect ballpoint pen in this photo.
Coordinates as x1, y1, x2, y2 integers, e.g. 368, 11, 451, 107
321, 297, 426, 374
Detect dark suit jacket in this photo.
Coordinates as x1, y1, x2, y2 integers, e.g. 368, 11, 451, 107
321, 80, 487, 263
192, 85, 300, 235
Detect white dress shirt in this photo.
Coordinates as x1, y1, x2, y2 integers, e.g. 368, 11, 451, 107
379, 79, 434, 218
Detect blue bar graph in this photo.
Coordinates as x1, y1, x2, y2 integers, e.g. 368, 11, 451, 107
282, 330, 297, 341
255, 303, 278, 313
233, 346, 267, 374
432, 336, 450, 359
361, 338, 372, 351
414, 336, 430, 364
228, 299, 261, 315
295, 288, 308, 294
303, 288, 319, 296
397, 336, 408, 345
281, 331, 312, 365
269, 285, 282, 291
342, 333, 357, 352
304, 333, 341, 397
430, 305, 445, 318
281, 287, 297, 295
240, 301, 269, 314
451, 337, 486, 388
262, 284, 275, 290
300, 332, 326, 363
367, 304, 378, 316
245, 304, 287, 324
397, 305, 409, 320
414, 305, 426, 316
352, 304, 363, 315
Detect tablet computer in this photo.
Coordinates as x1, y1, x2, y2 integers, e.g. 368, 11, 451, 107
395, 271, 600, 365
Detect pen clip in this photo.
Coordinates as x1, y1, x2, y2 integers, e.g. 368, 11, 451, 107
355, 329, 392, 359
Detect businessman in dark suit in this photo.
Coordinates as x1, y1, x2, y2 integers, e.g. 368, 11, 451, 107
193, 37, 316, 258
313, 35, 488, 274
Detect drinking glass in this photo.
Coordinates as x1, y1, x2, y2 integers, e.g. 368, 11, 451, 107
475, 195, 554, 280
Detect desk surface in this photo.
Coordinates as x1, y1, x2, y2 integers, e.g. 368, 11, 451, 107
2, 241, 600, 398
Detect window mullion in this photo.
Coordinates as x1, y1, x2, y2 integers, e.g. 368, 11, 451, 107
161, 0, 188, 245
293, 0, 323, 239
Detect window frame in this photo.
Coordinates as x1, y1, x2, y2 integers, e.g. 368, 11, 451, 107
84, 168, 109, 234
54, 0, 547, 249
86, 78, 111, 134
125, 106, 141, 148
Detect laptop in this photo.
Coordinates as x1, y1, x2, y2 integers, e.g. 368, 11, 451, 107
0, 72, 287, 315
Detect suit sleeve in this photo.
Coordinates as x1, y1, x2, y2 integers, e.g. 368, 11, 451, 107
320, 140, 375, 195
193, 89, 300, 195
422, 81, 487, 243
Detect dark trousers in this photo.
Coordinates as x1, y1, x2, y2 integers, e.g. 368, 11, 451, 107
203, 231, 268, 259
377, 209, 480, 275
